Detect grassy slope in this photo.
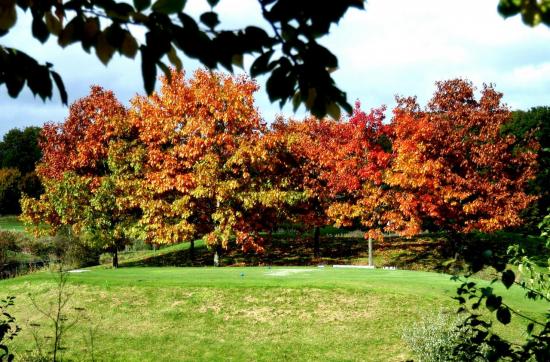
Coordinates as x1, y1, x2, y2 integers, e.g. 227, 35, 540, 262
113, 231, 547, 275
1, 267, 546, 361
2, 216, 546, 360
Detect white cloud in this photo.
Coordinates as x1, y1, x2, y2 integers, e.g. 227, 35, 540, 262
506, 62, 550, 85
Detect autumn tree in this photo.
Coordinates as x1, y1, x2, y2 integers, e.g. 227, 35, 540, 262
318, 103, 395, 241
307, 104, 395, 262
134, 68, 305, 261
268, 117, 335, 256
83, 144, 145, 268
268, 104, 395, 260
21, 86, 139, 267
387, 79, 539, 253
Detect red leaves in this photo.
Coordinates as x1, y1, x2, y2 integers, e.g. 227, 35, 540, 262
272, 101, 394, 238
389, 79, 538, 233
25, 74, 539, 254
38, 86, 127, 181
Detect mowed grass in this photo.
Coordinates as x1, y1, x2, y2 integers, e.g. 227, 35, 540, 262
1, 267, 545, 361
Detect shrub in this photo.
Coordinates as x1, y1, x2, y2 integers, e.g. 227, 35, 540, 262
0, 230, 23, 265
19, 231, 102, 269
0, 296, 20, 361
402, 309, 488, 362
0, 168, 22, 215
20, 236, 56, 261
451, 212, 550, 361
44, 231, 102, 268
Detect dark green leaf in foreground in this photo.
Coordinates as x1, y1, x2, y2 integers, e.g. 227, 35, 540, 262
134, 0, 151, 12
496, 306, 511, 325
501, 270, 515, 289
152, 0, 186, 14
485, 294, 502, 312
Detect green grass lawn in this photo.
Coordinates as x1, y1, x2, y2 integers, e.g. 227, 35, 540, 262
0, 215, 25, 232
1, 220, 546, 360
1, 266, 545, 361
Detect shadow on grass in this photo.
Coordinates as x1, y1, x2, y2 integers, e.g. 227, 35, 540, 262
115, 230, 547, 274
118, 234, 452, 270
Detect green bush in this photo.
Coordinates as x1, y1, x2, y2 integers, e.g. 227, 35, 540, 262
18, 231, 102, 269
402, 310, 488, 362
0, 296, 20, 361
0, 230, 24, 265
45, 232, 102, 268
0, 168, 22, 215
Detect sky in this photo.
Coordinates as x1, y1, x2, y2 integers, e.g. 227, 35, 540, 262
1, 0, 550, 137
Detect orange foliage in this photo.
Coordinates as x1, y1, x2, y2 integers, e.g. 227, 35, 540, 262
38, 86, 127, 183
387, 79, 539, 234
23, 74, 539, 255
134, 69, 274, 251
271, 102, 395, 240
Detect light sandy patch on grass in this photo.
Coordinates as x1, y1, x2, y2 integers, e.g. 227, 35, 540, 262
265, 268, 317, 276
197, 302, 223, 314
170, 300, 185, 308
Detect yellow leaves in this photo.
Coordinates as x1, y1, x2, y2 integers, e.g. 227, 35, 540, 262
171, 196, 193, 215
131, 69, 271, 249
215, 180, 239, 200
327, 202, 357, 228
238, 190, 307, 210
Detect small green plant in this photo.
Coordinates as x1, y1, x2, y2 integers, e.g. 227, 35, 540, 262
452, 211, 550, 361
0, 232, 21, 267
402, 309, 487, 362
0, 296, 20, 362
28, 264, 85, 362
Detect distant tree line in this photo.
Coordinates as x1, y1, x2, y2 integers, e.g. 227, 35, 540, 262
0, 127, 43, 215
503, 106, 550, 232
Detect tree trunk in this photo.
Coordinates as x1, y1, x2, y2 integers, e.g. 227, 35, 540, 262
190, 239, 195, 261
213, 249, 219, 267
445, 231, 463, 260
368, 237, 373, 267
313, 226, 320, 258
112, 248, 118, 269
